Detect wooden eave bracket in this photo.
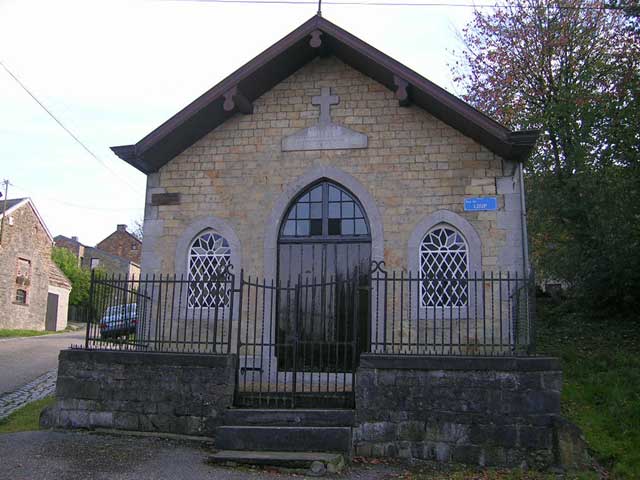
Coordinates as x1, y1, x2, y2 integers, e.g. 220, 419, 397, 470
309, 29, 330, 57
393, 75, 411, 106
223, 86, 253, 114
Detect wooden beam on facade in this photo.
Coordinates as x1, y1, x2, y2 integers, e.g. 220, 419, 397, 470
223, 86, 253, 114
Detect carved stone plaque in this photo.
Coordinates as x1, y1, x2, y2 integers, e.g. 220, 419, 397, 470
282, 87, 368, 151
151, 192, 181, 206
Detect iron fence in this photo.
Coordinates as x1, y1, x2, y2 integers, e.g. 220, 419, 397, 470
83, 269, 236, 354
235, 274, 361, 409
82, 263, 534, 357
366, 261, 534, 356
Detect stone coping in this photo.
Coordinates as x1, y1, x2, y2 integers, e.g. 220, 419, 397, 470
359, 354, 561, 371
59, 348, 237, 368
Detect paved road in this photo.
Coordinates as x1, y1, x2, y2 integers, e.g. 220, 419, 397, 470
0, 431, 405, 480
0, 329, 86, 395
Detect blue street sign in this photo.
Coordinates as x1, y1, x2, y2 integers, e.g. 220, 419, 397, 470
464, 197, 498, 211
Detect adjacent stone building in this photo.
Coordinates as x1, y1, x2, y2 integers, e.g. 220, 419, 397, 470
54, 228, 140, 280
0, 198, 71, 331
96, 224, 142, 265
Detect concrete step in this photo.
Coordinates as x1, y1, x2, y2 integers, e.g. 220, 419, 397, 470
209, 450, 346, 473
222, 408, 355, 427
215, 426, 352, 453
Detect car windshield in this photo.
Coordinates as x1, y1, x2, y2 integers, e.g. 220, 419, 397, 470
105, 304, 136, 316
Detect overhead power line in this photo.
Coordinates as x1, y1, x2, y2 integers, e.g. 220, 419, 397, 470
9, 182, 143, 213
0, 60, 144, 194
164, 0, 627, 10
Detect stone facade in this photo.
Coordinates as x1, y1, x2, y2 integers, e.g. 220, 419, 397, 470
42, 349, 236, 436
142, 56, 525, 280
0, 200, 55, 330
353, 355, 566, 468
96, 224, 142, 264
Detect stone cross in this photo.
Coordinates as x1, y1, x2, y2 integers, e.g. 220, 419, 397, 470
312, 87, 339, 124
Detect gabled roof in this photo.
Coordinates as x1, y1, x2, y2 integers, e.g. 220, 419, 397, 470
49, 262, 72, 290
111, 15, 539, 174
1, 197, 54, 242
54, 234, 84, 247
97, 228, 141, 248
2, 198, 28, 212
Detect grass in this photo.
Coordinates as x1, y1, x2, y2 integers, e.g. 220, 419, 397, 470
0, 326, 76, 338
406, 466, 598, 480
0, 396, 55, 434
536, 298, 640, 479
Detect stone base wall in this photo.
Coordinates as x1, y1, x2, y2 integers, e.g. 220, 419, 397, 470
41, 349, 236, 437
354, 355, 564, 469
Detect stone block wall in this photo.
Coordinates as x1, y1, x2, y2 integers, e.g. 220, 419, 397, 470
42, 349, 236, 437
354, 354, 564, 468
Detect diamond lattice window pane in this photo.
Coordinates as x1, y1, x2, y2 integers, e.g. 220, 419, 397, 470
420, 227, 468, 307
188, 232, 231, 308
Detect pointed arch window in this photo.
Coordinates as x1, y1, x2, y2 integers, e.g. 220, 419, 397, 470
280, 181, 370, 240
188, 231, 231, 308
420, 226, 468, 307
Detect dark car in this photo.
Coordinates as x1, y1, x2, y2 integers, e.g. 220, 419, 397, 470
100, 303, 138, 339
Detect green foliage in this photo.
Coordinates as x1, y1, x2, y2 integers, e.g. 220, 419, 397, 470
51, 247, 91, 306
537, 299, 640, 479
0, 328, 71, 338
452, 0, 640, 317
528, 167, 640, 314
0, 396, 55, 434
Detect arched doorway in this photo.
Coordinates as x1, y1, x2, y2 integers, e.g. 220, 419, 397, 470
276, 180, 372, 372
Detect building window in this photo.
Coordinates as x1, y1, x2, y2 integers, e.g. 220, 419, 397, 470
280, 182, 369, 238
420, 226, 468, 307
90, 258, 100, 269
15, 289, 27, 305
188, 231, 231, 308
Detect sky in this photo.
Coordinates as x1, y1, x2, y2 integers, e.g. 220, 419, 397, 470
0, 0, 484, 246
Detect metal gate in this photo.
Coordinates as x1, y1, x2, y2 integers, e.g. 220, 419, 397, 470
234, 272, 366, 409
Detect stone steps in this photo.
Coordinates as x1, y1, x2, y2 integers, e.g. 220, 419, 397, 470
215, 425, 352, 453
222, 408, 355, 427
209, 450, 346, 473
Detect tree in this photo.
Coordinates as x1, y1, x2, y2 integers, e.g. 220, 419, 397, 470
131, 217, 143, 241
452, 0, 640, 314
52, 247, 91, 306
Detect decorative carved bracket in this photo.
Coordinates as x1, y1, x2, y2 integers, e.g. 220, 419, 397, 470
309, 30, 329, 57
394, 75, 410, 106
309, 30, 322, 48
223, 86, 253, 114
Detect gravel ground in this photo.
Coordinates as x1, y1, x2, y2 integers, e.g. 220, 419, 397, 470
0, 431, 408, 480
